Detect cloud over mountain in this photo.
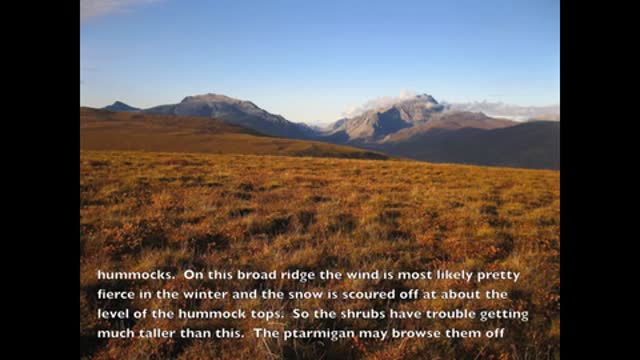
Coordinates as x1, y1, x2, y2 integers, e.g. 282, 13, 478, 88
445, 102, 560, 121
342, 90, 419, 118
342, 91, 559, 122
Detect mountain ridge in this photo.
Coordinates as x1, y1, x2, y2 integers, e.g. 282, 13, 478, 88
80, 107, 389, 160
142, 93, 311, 139
94, 92, 559, 169
372, 121, 559, 169
321, 94, 517, 143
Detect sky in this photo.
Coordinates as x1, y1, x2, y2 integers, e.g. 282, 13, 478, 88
80, 0, 560, 125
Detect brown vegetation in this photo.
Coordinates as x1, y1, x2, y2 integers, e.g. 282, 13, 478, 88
80, 150, 559, 359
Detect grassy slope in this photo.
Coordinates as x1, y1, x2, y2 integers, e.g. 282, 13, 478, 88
378, 121, 560, 170
80, 108, 389, 160
80, 150, 559, 360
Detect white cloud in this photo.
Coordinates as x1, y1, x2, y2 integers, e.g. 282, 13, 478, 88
342, 89, 418, 118
81, 0, 162, 22
446, 102, 560, 121
340, 91, 560, 121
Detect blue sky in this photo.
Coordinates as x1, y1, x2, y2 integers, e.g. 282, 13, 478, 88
80, 0, 559, 124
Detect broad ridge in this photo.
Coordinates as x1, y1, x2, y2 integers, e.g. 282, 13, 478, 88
80, 107, 389, 160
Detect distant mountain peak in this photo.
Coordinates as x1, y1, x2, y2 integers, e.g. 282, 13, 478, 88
415, 93, 437, 102
142, 93, 310, 139
363, 93, 443, 117
399, 93, 441, 108
181, 93, 242, 104
103, 101, 140, 112
326, 92, 449, 142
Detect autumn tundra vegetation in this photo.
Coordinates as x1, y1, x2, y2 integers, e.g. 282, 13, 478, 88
80, 150, 559, 359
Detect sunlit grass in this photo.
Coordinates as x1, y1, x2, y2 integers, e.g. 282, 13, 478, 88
80, 150, 559, 360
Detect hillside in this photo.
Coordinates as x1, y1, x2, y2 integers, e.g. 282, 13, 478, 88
80, 150, 560, 359
80, 108, 389, 160
377, 121, 560, 170
379, 111, 517, 143
318, 95, 558, 169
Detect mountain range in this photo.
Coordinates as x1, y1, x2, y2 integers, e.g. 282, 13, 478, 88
319, 94, 519, 143
98, 92, 560, 169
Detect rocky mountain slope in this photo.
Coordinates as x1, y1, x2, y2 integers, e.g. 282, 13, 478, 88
142, 94, 312, 139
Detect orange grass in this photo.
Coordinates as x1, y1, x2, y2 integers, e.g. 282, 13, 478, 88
80, 150, 559, 360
